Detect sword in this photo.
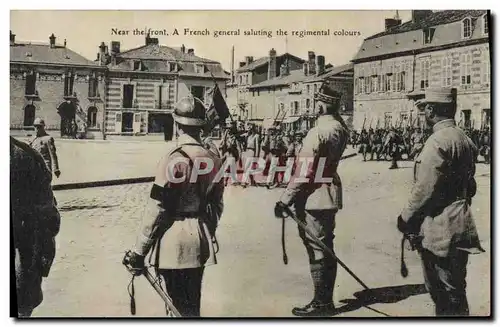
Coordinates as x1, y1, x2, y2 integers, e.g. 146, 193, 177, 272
123, 250, 182, 317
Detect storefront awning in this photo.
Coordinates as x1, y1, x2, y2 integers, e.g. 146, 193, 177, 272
282, 116, 301, 124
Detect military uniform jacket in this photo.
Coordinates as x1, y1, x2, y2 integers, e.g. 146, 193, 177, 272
29, 133, 60, 174
280, 115, 348, 211
400, 120, 483, 257
11, 137, 61, 309
135, 134, 224, 269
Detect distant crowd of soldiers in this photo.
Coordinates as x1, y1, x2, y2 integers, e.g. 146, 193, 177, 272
349, 124, 491, 166
217, 120, 305, 188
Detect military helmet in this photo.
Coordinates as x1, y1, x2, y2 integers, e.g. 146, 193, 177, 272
33, 117, 45, 126
173, 97, 206, 126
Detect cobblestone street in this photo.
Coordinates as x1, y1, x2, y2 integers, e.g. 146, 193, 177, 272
34, 154, 491, 317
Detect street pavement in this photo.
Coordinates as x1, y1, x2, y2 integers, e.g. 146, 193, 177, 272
33, 153, 491, 318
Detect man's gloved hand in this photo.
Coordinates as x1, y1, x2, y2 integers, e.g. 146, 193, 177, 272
123, 251, 145, 276
274, 201, 288, 219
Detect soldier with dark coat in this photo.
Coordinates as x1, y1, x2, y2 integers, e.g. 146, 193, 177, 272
124, 97, 225, 317
358, 129, 370, 161
29, 118, 61, 178
398, 88, 484, 316
11, 136, 61, 317
275, 83, 348, 316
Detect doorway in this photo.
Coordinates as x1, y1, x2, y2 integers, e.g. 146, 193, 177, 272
58, 102, 76, 137
23, 104, 36, 127
122, 112, 133, 133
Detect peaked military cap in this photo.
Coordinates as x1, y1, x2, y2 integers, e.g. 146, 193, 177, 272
314, 82, 342, 105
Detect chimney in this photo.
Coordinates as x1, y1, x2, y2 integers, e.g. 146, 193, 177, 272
412, 10, 433, 24
49, 33, 56, 48
145, 33, 159, 45
268, 48, 277, 79
308, 51, 316, 75
316, 55, 325, 75
303, 63, 308, 75
111, 41, 120, 54
10, 31, 15, 45
280, 61, 290, 77
385, 18, 402, 31
245, 56, 254, 65
181, 44, 186, 53
187, 48, 194, 55
239, 61, 246, 68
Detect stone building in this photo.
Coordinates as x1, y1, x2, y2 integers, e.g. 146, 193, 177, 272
228, 49, 305, 120
246, 51, 353, 132
10, 31, 106, 139
351, 10, 490, 131
100, 35, 228, 139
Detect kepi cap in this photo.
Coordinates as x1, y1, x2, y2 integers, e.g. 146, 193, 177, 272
414, 87, 456, 109
314, 82, 341, 105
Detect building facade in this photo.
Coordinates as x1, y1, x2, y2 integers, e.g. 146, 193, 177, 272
10, 32, 106, 139
351, 10, 490, 131
101, 35, 228, 139
227, 49, 305, 120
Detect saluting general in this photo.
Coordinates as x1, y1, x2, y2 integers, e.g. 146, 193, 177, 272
274, 83, 349, 316
397, 87, 484, 316
29, 118, 61, 178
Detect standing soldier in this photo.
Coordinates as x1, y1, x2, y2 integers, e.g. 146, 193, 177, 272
358, 129, 370, 161
409, 127, 425, 160
242, 124, 260, 187
124, 97, 225, 317
274, 83, 348, 316
11, 137, 60, 317
384, 127, 401, 169
397, 88, 484, 316
478, 126, 490, 164
29, 118, 61, 179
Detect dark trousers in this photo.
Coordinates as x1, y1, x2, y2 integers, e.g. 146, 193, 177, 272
159, 267, 205, 317
297, 209, 337, 304
420, 249, 469, 316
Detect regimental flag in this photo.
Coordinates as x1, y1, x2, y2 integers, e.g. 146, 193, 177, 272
205, 83, 230, 132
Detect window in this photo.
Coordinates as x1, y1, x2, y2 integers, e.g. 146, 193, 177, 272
169, 62, 176, 72
88, 74, 99, 98
314, 84, 318, 94
460, 53, 472, 85
423, 28, 435, 44
190, 85, 205, 112
306, 85, 310, 94
239, 75, 243, 85
377, 75, 382, 92
462, 18, 472, 38
359, 78, 365, 94
384, 112, 393, 129
371, 75, 378, 93
25, 71, 36, 95
420, 58, 430, 89
122, 84, 135, 108
195, 64, 205, 74
23, 105, 36, 126
87, 106, 98, 128
291, 101, 300, 115
306, 98, 311, 108
441, 56, 452, 87
483, 14, 489, 35
481, 49, 490, 84
156, 84, 170, 109
133, 60, 141, 71
64, 72, 75, 96
245, 75, 249, 85
386, 64, 393, 92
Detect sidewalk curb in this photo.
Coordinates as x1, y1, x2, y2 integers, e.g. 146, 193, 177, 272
52, 153, 358, 191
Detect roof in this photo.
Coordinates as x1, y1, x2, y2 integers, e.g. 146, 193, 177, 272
367, 10, 487, 40
302, 63, 354, 83
248, 69, 306, 89
353, 10, 488, 62
118, 44, 218, 63
108, 43, 228, 79
236, 53, 305, 72
10, 42, 98, 66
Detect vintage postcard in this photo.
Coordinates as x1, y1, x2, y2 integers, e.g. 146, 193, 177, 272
10, 10, 491, 318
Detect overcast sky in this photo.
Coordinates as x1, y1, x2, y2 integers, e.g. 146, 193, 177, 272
10, 10, 412, 69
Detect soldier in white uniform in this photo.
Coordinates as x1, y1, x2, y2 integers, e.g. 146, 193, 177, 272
242, 124, 260, 187
275, 83, 349, 316
124, 97, 225, 317
398, 88, 484, 316
29, 118, 61, 178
